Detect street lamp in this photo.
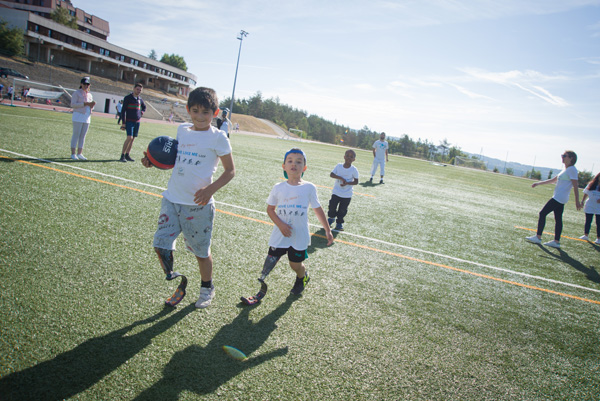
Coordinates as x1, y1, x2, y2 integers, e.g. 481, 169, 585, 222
228, 30, 248, 116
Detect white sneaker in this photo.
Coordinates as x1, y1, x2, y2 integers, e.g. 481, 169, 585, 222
195, 285, 215, 309
70, 154, 79, 160
595, 239, 600, 245
77, 154, 87, 161
579, 235, 589, 241
525, 235, 542, 244
543, 240, 561, 249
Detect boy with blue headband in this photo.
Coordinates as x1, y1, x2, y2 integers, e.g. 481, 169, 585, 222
242, 148, 333, 304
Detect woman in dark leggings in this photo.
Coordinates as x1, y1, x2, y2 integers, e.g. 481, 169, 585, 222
579, 172, 600, 244
526, 150, 581, 249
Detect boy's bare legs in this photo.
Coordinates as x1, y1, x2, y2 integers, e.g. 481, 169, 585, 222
196, 255, 213, 282
120, 136, 135, 161
195, 255, 215, 308
121, 136, 134, 154
290, 261, 305, 278
289, 261, 310, 295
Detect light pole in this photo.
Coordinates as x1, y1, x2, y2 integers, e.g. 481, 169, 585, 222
229, 30, 248, 115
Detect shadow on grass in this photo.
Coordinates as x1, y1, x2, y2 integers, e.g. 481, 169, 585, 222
308, 227, 340, 255
539, 246, 600, 284
0, 305, 195, 401
358, 179, 383, 188
0, 157, 123, 163
132, 296, 295, 400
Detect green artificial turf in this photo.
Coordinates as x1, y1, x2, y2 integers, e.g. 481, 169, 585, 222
0, 106, 599, 400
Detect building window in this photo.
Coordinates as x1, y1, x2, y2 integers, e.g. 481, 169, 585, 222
120, 55, 125, 61
47, 29, 52, 37
82, 42, 87, 50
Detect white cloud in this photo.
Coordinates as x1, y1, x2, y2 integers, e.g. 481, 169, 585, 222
448, 83, 495, 100
458, 68, 570, 106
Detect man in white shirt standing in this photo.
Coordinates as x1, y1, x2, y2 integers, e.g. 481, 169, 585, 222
370, 132, 389, 184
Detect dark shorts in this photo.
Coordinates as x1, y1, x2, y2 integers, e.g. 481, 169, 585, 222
125, 121, 140, 137
268, 246, 308, 263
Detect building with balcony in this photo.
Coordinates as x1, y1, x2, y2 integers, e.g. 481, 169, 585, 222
0, 0, 196, 96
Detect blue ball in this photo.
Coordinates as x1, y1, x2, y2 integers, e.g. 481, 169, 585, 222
147, 136, 178, 170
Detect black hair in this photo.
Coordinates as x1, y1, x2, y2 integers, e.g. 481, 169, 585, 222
187, 87, 219, 112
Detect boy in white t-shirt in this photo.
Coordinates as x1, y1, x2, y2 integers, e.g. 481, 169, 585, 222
526, 150, 581, 249
327, 149, 359, 231
242, 148, 333, 304
141, 87, 235, 308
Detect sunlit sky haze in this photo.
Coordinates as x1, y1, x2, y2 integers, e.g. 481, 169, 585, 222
74, 0, 600, 173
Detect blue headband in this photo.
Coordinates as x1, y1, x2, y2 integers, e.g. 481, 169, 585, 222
283, 148, 306, 178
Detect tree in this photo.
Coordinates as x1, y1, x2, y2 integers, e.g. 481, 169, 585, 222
50, 8, 78, 29
148, 49, 157, 60
160, 53, 187, 71
578, 170, 593, 188
247, 92, 263, 116
547, 170, 553, 179
0, 19, 24, 56
506, 168, 514, 176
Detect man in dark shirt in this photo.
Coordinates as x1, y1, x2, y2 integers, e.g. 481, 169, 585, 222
119, 83, 146, 162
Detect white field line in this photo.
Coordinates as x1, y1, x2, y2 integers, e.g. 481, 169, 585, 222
3, 148, 599, 295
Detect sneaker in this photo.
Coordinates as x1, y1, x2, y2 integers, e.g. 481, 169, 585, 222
77, 154, 87, 161
379, 179, 384, 184
290, 273, 310, 295
327, 218, 335, 227
119, 155, 127, 162
195, 285, 215, 309
334, 223, 344, 231
125, 154, 135, 162
369, 177, 373, 183
525, 235, 542, 244
579, 235, 589, 241
595, 239, 600, 245
70, 154, 79, 160
543, 240, 561, 249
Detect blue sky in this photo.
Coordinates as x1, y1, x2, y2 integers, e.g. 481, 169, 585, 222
75, 0, 600, 173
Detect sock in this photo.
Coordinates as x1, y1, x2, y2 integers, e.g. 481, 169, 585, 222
201, 280, 212, 288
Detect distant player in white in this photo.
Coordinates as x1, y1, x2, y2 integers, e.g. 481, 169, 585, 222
327, 149, 359, 231
370, 132, 389, 184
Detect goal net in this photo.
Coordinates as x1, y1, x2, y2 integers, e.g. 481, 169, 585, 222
454, 156, 487, 171
4, 78, 76, 107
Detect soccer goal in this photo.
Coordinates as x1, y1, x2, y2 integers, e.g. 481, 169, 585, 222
4, 78, 76, 107
454, 156, 487, 171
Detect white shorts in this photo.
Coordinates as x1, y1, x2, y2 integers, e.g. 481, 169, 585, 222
371, 158, 385, 176
153, 198, 215, 258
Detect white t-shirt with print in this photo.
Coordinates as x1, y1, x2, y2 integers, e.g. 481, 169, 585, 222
162, 123, 232, 205
331, 163, 359, 198
552, 165, 578, 204
583, 187, 600, 214
267, 181, 321, 251
372, 139, 389, 160
71, 89, 93, 124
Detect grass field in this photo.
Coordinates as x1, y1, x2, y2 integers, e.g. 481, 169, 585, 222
1, 106, 599, 400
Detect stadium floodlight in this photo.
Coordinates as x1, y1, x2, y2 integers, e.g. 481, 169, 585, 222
228, 30, 248, 116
